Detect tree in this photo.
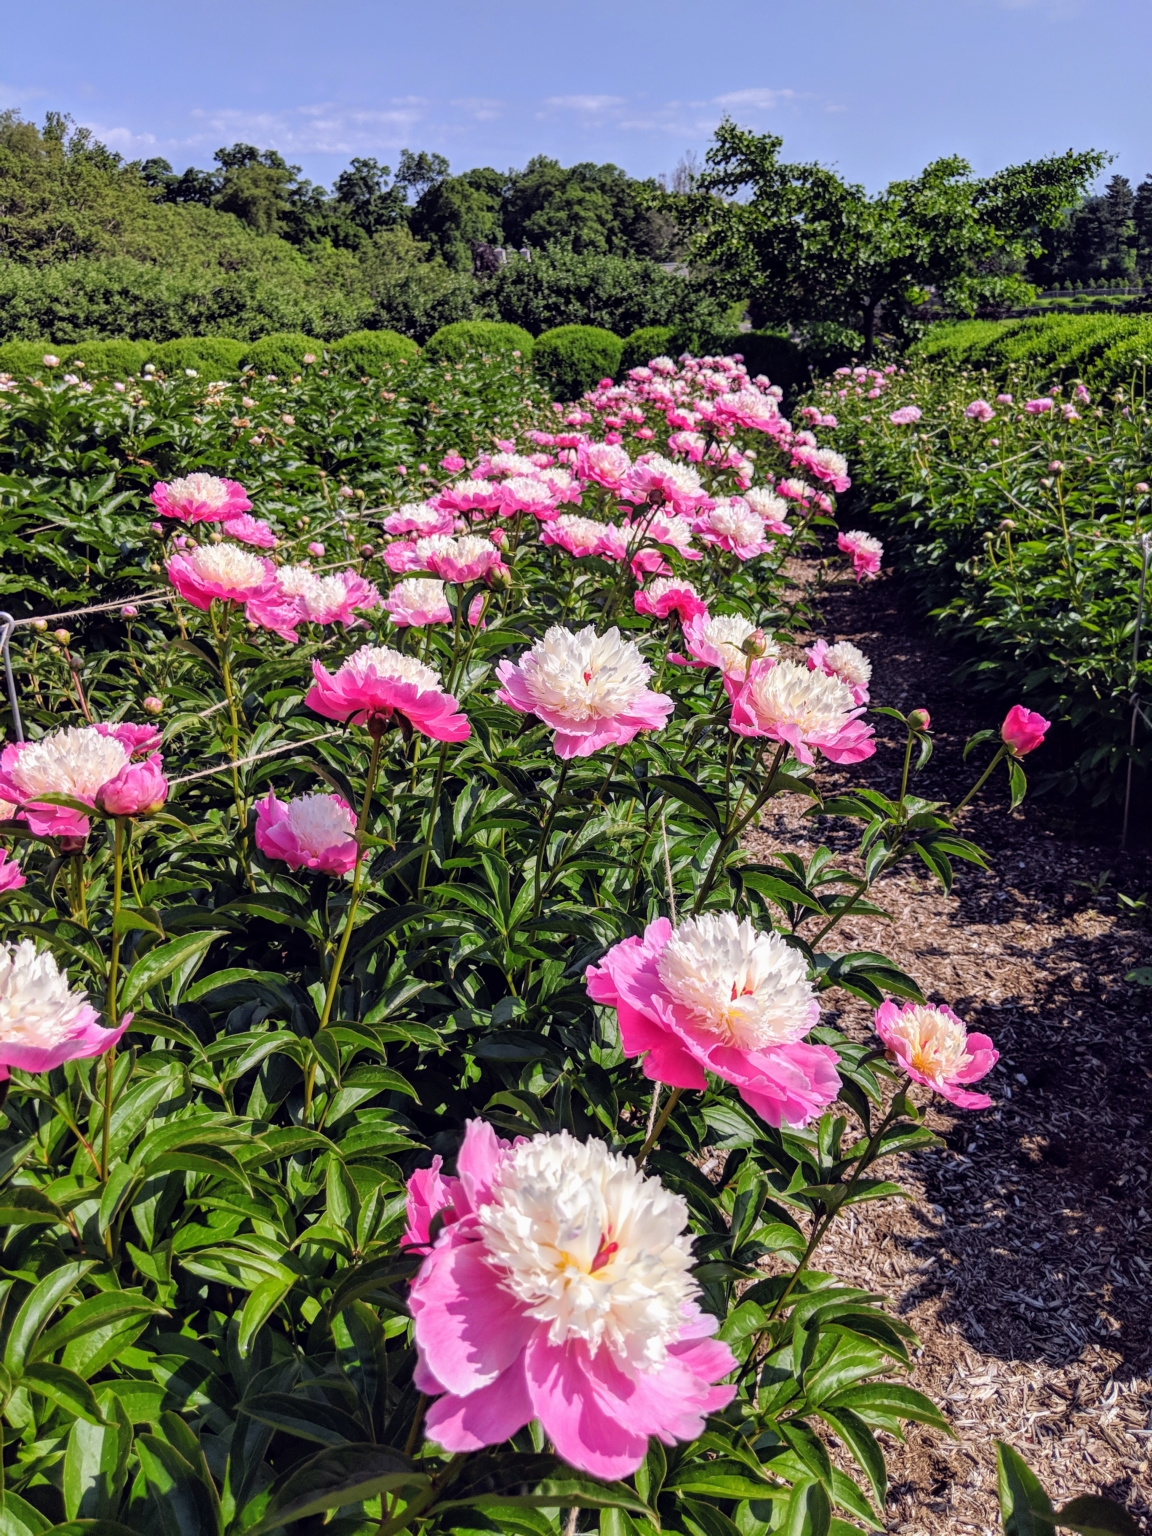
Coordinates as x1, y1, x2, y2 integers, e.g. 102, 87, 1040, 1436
678, 122, 1106, 354
331, 157, 408, 236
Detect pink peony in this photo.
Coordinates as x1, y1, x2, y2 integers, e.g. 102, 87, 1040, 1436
1000, 704, 1050, 756
837, 529, 883, 581
254, 790, 359, 876
791, 446, 851, 493
95, 755, 168, 817
383, 503, 455, 538
440, 452, 467, 474
806, 638, 872, 706
167, 544, 300, 641
888, 406, 922, 426
94, 722, 162, 759
634, 577, 707, 623
1024, 398, 1054, 414
495, 625, 673, 758
672, 611, 776, 686
874, 999, 997, 1110
694, 499, 771, 560
576, 441, 634, 492
306, 645, 470, 742
626, 510, 700, 577
0, 849, 25, 893
743, 487, 793, 536
0, 940, 129, 1079
307, 541, 326, 557
408, 1119, 736, 1478
411, 535, 507, 585
996, 394, 1013, 405
0, 726, 139, 839
496, 476, 560, 520
383, 578, 452, 627
965, 400, 995, 422
586, 913, 840, 1128
711, 389, 786, 436
730, 658, 875, 765
277, 565, 381, 627
624, 455, 709, 516
541, 515, 618, 560
220, 513, 278, 548
150, 473, 251, 525
435, 479, 504, 517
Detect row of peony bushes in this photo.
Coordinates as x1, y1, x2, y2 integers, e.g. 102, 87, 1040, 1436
0, 324, 808, 406
807, 357, 1152, 807
912, 313, 1152, 399
0, 344, 1074, 1534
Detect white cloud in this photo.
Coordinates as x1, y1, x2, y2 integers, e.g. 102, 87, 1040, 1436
453, 97, 503, 122
543, 94, 627, 114
714, 88, 799, 110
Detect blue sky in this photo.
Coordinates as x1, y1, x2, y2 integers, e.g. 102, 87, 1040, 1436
2, 0, 1149, 194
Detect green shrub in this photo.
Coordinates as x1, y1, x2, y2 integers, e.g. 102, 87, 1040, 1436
65, 339, 148, 377
329, 329, 419, 374
241, 332, 325, 377
423, 321, 534, 363
534, 324, 623, 399
619, 326, 677, 373
149, 337, 248, 376
0, 340, 56, 376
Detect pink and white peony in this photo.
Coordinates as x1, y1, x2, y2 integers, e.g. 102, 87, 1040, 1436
495, 625, 673, 758
383, 578, 453, 627
306, 645, 470, 742
407, 1119, 736, 1478
837, 530, 883, 581
150, 473, 251, 525
730, 659, 875, 764
633, 577, 707, 623
791, 446, 850, 493
541, 515, 618, 560
586, 913, 840, 1128
277, 565, 380, 627
873, 999, 997, 1110
383, 502, 455, 538
0, 726, 133, 839
806, 639, 873, 705
166, 543, 300, 640
0, 940, 129, 1078
671, 611, 776, 686
694, 499, 771, 560
254, 790, 359, 876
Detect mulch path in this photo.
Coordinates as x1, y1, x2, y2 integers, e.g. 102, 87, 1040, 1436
744, 569, 1152, 1534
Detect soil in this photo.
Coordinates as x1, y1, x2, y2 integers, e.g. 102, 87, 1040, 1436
744, 568, 1152, 1535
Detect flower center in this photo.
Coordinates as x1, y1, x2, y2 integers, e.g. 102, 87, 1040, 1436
0, 940, 94, 1047
748, 660, 855, 735
478, 1130, 695, 1368
188, 542, 267, 591
166, 473, 231, 510
888, 1005, 972, 1082
656, 912, 817, 1049
822, 642, 872, 689
342, 645, 442, 692
520, 625, 651, 721
9, 727, 129, 801
285, 793, 355, 856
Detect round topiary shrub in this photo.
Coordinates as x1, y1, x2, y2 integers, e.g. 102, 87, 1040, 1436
329, 329, 419, 374
66, 339, 149, 378
422, 321, 534, 364
0, 341, 58, 376
240, 332, 325, 378
534, 325, 623, 401
150, 337, 248, 377
618, 326, 677, 375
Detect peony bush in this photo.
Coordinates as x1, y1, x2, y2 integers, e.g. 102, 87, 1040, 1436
0, 347, 1041, 1533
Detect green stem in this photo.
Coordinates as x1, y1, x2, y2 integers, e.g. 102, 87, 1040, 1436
532, 760, 570, 918
637, 1085, 683, 1165
416, 741, 450, 900
100, 818, 126, 1184
954, 743, 1009, 814
303, 730, 384, 1121
691, 743, 786, 915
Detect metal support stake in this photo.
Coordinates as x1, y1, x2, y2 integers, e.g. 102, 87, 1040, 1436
1121, 534, 1152, 850
0, 614, 23, 743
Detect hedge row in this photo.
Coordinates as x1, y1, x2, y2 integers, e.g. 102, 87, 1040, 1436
911, 314, 1152, 395
0, 320, 808, 398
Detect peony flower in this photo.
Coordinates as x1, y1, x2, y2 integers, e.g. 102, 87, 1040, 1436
495, 625, 673, 758
277, 565, 380, 627
730, 658, 875, 765
93, 721, 162, 759
413, 535, 507, 585
806, 638, 873, 705
888, 406, 922, 426
626, 510, 700, 577
0, 726, 134, 839
874, 999, 997, 1110
837, 529, 883, 581
435, 478, 505, 517
307, 541, 325, 557
383, 503, 455, 538
440, 452, 466, 474
576, 441, 634, 492
1024, 397, 1054, 414
219, 513, 278, 548
624, 455, 709, 515
254, 790, 359, 876
0, 940, 128, 1078
306, 645, 470, 742
965, 399, 995, 422
671, 611, 776, 685
408, 1119, 736, 1478
711, 389, 785, 435
791, 446, 851, 493
0, 850, 25, 893
143, 696, 163, 716
996, 394, 1013, 405
634, 577, 707, 623
541, 514, 617, 560
95, 755, 168, 817
694, 499, 770, 560
586, 913, 840, 1128
1000, 704, 1050, 756
496, 476, 559, 520
150, 473, 251, 525
167, 543, 300, 641
742, 487, 793, 536
383, 577, 452, 627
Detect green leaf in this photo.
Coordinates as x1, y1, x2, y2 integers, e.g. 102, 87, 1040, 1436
1054, 1496, 1141, 1536
22, 1362, 107, 1425
647, 774, 725, 832
246, 1443, 426, 1534
781, 1480, 832, 1536
827, 1382, 951, 1437
237, 1274, 295, 1356
0, 1186, 67, 1229
243, 1390, 365, 1445
996, 1440, 1056, 1536
135, 1432, 222, 1536
120, 930, 222, 1012
0, 1490, 53, 1535
4, 1260, 94, 1374
34, 1291, 162, 1364
63, 1387, 133, 1520
818, 1407, 887, 1509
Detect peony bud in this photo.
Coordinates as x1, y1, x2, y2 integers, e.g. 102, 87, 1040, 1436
740, 629, 770, 660
1001, 704, 1050, 757
143, 696, 163, 715
53, 629, 71, 645
97, 755, 169, 816
307, 541, 325, 557
338, 485, 354, 499
908, 708, 931, 731
1048, 461, 1063, 473
359, 544, 374, 558
41, 354, 59, 368
31, 619, 47, 633
120, 605, 138, 619
999, 518, 1016, 531
1137, 483, 1150, 494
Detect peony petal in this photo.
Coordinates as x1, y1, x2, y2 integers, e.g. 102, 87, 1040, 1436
409, 1233, 534, 1394
424, 1352, 535, 1453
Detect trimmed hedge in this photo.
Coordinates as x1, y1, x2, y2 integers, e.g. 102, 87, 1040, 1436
423, 321, 534, 363
0, 341, 57, 376
148, 337, 248, 376
329, 329, 420, 374
241, 332, 325, 378
534, 325, 623, 400
619, 326, 676, 373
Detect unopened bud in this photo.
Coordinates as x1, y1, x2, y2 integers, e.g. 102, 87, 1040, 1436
359, 544, 374, 558
1048, 460, 1063, 473
998, 519, 1016, 531
31, 619, 47, 632
740, 629, 769, 660
53, 629, 71, 644
120, 604, 138, 618
143, 695, 163, 715
908, 708, 931, 731
1137, 482, 1150, 494
487, 564, 513, 591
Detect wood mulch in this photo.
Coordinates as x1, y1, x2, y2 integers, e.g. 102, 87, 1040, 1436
743, 568, 1152, 1534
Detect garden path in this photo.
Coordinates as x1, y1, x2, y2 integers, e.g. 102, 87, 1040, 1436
745, 569, 1152, 1536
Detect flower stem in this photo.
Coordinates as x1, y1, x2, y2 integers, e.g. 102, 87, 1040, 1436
100, 817, 125, 1184
637, 1085, 683, 1165
416, 740, 449, 900
303, 730, 384, 1121
953, 743, 1009, 814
